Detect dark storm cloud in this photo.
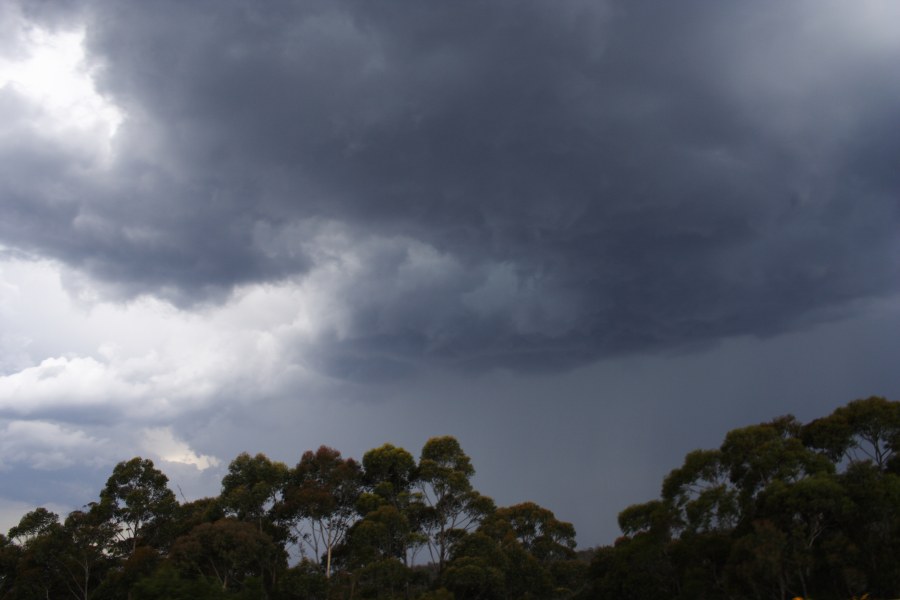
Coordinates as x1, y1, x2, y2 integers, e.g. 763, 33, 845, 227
5, 0, 900, 371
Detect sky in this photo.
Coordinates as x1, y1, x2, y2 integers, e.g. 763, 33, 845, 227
0, 0, 899, 548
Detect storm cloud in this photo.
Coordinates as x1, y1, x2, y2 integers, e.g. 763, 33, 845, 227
1, 0, 900, 546
3, 0, 897, 374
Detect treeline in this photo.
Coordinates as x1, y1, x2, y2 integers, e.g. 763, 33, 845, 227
0, 436, 583, 599
587, 396, 900, 600
1, 398, 899, 600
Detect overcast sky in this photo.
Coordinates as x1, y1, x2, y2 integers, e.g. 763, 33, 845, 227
1, 0, 899, 547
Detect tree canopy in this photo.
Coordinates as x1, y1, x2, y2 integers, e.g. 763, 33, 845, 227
585, 396, 900, 600
3, 397, 900, 599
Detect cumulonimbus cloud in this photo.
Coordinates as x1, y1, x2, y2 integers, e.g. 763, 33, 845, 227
1, 0, 898, 376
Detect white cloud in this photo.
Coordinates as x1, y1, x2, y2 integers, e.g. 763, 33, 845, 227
0, 255, 310, 475
0, 8, 122, 162
0, 252, 352, 427
142, 427, 220, 471
0, 356, 141, 415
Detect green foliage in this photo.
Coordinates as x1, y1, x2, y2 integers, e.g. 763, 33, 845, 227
132, 564, 230, 599
169, 518, 284, 593
128, 565, 266, 600
661, 449, 737, 535
278, 446, 362, 577
417, 436, 491, 573
342, 504, 422, 569
485, 502, 576, 563
593, 396, 900, 600
357, 444, 426, 564
617, 500, 670, 538
419, 588, 454, 600
354, 557, 412, 600
220, 452, 289, 536
0, 534, 21, 598
8, 508, 60, 547
6, 398, 900, 599
174, 497, 227, 538
362, 444, 417, 508
9, 519, 68, 599
443, 532, 508, 600
719, 416, 832, 510
275, 559, 328, 600
93, 545, 162, 599
99, 457, 179, 555
804, 396, 900, 468
583, 536, 676, 600
446, 502, 578, 599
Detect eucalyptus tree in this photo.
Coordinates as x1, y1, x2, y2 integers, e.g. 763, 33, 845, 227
660, 449, 738, 537
8, 508, 60, 547
98, 457, 179, 556
594, 399, 900, 600
466, 501, 581, 597
5, 507, 115, 600
278, 446, 362, 578
0, 533, 19, 598
7, 508, 66, 599
169, 518, 283, 594
719, 416, 832, 515
220, 452, 289, 537
357, 443, 426, 565
417, 436, 494, 573
484, 502, 576, 564
803, 395, 900, 469
58, 508, 118, 600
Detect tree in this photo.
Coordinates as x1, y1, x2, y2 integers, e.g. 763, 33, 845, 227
169, 518, 283, 593
617, 500, 672, 539
837, 461, 900, 596
358, 444, 425, 564
220, 453, 288, 536
442, 532, 509, 600
98, 457, 179, 555
278, 446, 362, 578
661, 449, 738, 536
54, 508, 118, 600
93, 545, 162, 600
583, 534, 677, 600
803, 396, 900, 469
8, 507, 60, 547
483, 502, 576, 564
725, 519, 790, 600
340, 504, 418, 573
362, 444, 417, 510
8, 509, 71, 600
589, 399, 900, 600
755, 474, 852, 599
275, 560, 328, 600
172, 497, 226, 540
0, 534, 21, 598
719, 416, 832, 518
417, 436, 493, 573
352, 557, 413, 600
131, 563, 229, 600
473, 502, 580, 598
